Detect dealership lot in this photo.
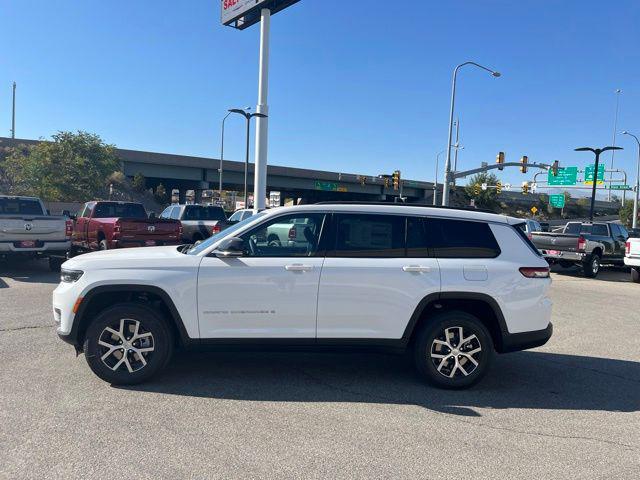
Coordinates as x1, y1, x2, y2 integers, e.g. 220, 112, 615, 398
0, 260, 638, 479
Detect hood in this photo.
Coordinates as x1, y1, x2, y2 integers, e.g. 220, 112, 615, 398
62, 245, 187, 270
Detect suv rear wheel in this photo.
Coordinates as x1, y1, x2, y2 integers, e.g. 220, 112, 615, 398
414, 311, 494, 389
83, 303, 173, 385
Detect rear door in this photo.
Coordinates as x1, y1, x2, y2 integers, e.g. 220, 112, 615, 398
316, 213, 440, 340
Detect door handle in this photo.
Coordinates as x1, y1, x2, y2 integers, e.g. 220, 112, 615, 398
285, 264, 313, 271
402, 265, 431, 273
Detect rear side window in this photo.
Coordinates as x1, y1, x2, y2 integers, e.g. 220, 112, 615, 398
331, 214, 405, 257
428, 218, 501, 258
0, 198, 44, 215
565, 223, 581, 234
184, 206, 226, 221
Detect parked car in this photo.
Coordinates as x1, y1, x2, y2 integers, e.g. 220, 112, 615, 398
627, 227, 640, 238
70, 201, 181, 253
624, 238, 640, 283
159, 204, 228, 243
228, 208, 255, 224
531, 221, 628, 277
0, 195, 72, 271
54, 203, 553, 389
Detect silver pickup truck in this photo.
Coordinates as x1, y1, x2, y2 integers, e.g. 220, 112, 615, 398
0, 195, 71, 271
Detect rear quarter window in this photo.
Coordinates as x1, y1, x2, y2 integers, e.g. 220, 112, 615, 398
428, 218, 501, 258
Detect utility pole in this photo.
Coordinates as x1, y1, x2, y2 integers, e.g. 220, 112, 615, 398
253, 8, 271, 212
575, 146, 622, 221
11, 82, 16, 139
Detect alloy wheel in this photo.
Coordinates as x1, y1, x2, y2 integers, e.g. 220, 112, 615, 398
98, 318, 155, 373
430, 326, 482, 379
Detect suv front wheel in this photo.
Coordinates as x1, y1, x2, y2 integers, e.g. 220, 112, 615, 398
414, 311, 494, 389
83, 303, 173, 385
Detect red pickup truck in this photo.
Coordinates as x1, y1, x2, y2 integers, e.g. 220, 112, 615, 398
71, 201, 182, 253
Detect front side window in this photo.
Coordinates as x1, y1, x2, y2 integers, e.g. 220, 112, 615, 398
241, 213, 326, 257
331, 214, 405, 257
590, 224, 609, 236
428, 218, 500, 258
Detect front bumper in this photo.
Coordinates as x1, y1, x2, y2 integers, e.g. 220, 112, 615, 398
500, 322, 553, 353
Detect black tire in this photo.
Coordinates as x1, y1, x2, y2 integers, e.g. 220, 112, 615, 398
632, 267, 640, 283
49, 257, 64, 272
582, 254, 600, 278
413, 311, 494, 389
83, 303, 173, 385
99, 239, 109, 251
559, 260, 573, 269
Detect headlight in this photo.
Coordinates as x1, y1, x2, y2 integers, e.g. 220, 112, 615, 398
60, 269, 84, 283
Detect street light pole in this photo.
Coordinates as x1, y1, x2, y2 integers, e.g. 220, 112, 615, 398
228, 109, 268, 208
575, 146, 623, 221
11, 82, 16, 139
622, 131, 640, 229
608, 89, 622, 202
434, 150, 445, 205
219, 112, 232, 196
442, 62, 501, 206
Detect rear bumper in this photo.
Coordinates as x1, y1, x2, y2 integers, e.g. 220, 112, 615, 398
500, 322, 553, 353
624, 256, 640, 267
109, 239, 181, 249
0, 240, 70, 256
541, 250, 586, 262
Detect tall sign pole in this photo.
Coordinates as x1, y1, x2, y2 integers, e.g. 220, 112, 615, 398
575, 146, 622, 222
253, 8, 271, 212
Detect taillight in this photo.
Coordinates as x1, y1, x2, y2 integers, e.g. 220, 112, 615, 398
577, 235, 586, 252
65, 219, 73, 238
211, 224, 221, 234
288, 226, 296, 240
519, 267, 550, 278
527, 233, 533, 241
626, 241, 631, 255
113, 221, 121, 234
178, 224, 184, 236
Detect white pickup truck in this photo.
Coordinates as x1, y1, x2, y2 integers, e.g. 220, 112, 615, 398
624, 238, 640, 283
0, 195, 72, 271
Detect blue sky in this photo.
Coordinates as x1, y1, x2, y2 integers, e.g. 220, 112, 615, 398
2, 0, 640, 191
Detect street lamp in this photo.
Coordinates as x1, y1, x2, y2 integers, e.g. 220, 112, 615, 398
442, 62, 501, 206
228, 108, 268, 207
574, 146, 623, 221
219, 112, 232, 196
622, 131, 640, 229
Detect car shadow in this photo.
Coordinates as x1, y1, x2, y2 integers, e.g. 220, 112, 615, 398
122, 350, 640, 416
0, 258, 60, 285
550, 265, 630, 283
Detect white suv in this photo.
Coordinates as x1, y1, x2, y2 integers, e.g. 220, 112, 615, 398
53, 203, 553, 389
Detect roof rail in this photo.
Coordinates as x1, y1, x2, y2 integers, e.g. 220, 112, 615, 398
313, 201, 497, 215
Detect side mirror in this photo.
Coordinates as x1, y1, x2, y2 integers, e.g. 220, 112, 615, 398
214, 237, 244, 258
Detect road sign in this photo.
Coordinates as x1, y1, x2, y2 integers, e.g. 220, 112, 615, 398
549, 194, 565, 208
548, 166, 577, 186
531, 183, 538, 193
503, 183, 512, 190
530, 206, 538, 215
315, 180, 338, 191
222, 0, 300, 29
584, 164, 605, 185
609, 184, 631, 190
481, 183, 488, 191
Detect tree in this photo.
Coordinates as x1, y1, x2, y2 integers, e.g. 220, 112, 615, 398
465, 172, 500, 210
131, 173, 147, 193
2, 131, 120, 201
154, 183, 168, 205
620, 202, 635, 227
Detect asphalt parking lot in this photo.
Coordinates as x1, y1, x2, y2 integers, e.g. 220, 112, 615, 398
0, 259, 638, 479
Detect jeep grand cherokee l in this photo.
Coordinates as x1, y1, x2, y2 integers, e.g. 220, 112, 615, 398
53, 203, 553, 389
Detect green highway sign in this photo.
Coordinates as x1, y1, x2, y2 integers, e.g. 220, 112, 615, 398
609, 184, 631, 190
548, 166, 577, 186
584, 164, 605, 185
314, 181, 338, 191
549, 194, 566, 208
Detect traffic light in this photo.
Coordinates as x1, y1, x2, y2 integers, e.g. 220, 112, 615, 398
496, 151, 505, 171
496, 182, 502, 194
392, 170, 401, 190
551, 160, 559, 176
520, 155, 528, 174
522, 181, 529, 195
473, 184, 481, 195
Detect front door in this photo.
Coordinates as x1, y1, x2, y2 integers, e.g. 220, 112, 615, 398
197, 212, 327, 338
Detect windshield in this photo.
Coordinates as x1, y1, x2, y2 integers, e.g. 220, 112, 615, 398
186, 211, 267, 255
93, 202, 147, 219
